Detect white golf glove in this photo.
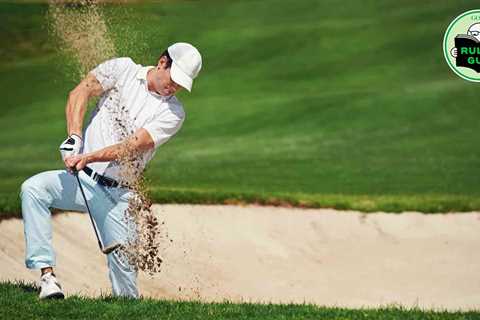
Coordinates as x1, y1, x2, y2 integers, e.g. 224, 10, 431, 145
59, 134, 83, 160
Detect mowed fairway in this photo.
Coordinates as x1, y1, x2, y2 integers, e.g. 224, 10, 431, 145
1, 1, 480, 215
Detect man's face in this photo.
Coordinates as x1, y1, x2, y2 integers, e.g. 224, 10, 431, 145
149, 56, 182, 96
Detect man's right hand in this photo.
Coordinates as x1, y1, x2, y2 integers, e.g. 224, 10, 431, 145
59, 134, 83, 163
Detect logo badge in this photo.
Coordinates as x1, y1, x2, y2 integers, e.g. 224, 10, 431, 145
443, 10, 480, 82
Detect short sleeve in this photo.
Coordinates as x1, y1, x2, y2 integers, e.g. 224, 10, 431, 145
90, 57, 134, 91
143, 109, 185, 148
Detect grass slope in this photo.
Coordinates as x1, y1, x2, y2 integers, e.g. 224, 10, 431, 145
1, 282, 479, 320
1, 1, 479, 215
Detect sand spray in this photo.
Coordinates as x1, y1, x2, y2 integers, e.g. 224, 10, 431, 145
47, 0, 165, 275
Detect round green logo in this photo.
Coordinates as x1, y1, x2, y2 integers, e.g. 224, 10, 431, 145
443, 10, 480, 82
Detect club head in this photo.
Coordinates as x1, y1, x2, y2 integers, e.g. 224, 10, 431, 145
102, 243, 121, 255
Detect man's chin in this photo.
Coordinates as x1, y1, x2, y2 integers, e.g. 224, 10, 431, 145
151, 87, 172, 96
158, 89, 170, 96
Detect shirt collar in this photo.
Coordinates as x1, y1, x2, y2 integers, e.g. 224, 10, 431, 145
136, 66, 154, 81
136, 66, 172, 101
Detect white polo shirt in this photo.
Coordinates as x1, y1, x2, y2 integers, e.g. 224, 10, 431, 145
82, 57, 185, 181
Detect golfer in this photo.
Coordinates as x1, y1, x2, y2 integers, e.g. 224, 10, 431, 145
20, 42, 202, 299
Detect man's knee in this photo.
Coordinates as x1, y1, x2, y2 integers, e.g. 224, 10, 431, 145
21, 176, 39, 198
20, 173, 52, 204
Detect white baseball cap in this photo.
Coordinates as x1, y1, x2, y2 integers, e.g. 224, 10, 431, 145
168, 42, 202, 92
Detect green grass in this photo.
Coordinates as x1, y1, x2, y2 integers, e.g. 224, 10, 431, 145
1, 1, 480, 216
1, 281, 479, 320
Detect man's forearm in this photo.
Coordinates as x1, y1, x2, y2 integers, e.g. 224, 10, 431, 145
66, 91, 89, 137
84, 143, 127, 164
65, 128, 154, 172
80, 129, 153, 166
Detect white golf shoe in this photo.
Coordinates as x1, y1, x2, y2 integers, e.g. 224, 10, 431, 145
39, 272, 64, 299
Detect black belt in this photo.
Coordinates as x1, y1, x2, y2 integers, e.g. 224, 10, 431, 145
83, 166, 120, 188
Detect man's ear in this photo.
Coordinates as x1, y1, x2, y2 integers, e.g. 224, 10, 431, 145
158, 56, 168, 70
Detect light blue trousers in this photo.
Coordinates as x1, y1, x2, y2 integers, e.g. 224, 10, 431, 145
20, 170, 138, 298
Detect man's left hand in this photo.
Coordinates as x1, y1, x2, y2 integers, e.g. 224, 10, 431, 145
64, 154, 88, 172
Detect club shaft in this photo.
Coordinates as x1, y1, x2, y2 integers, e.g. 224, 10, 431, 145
75, 172, 104, 251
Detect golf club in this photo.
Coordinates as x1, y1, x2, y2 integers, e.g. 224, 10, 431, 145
74, 170, 120, 254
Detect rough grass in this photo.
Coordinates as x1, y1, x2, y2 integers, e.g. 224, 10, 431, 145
1, 1, 480, 217
1, 281, 479, 320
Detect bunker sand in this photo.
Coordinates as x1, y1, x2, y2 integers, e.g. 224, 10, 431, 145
1, 204, 479, 311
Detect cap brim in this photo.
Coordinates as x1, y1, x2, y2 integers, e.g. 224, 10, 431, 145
171, 62, 193, 92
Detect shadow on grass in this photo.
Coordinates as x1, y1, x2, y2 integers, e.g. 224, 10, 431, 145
7, 280, 38, 294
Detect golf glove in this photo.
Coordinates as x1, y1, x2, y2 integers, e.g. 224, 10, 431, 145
59, 134, 83, 160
